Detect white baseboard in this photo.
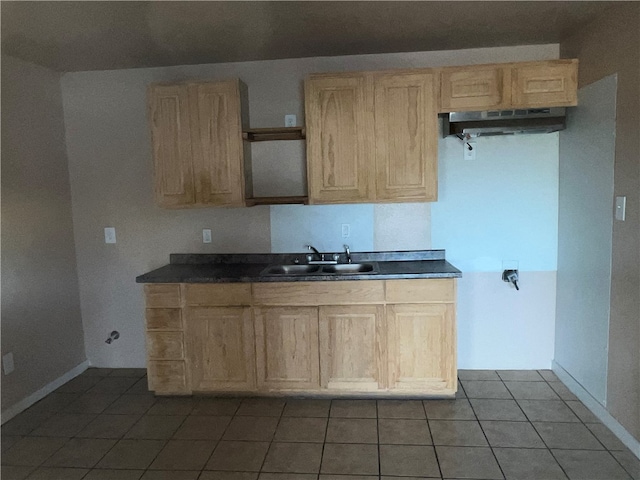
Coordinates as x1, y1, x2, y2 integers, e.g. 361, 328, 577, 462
1, 360, 90, 424
553, 360, 640, 460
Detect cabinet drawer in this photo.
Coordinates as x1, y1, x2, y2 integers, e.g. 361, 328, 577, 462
147, 332, 184, 360
144, 284, 181, 308
253, 281, 385, 306
147, 360, 187, 392
146, 308, 182, 330
184, 283, 251, 306
386, 279, 455, 303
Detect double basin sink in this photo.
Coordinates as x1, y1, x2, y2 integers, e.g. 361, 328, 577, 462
261, 262, 379, 276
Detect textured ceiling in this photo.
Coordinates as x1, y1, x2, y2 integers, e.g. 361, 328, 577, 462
1, 1, 615, 72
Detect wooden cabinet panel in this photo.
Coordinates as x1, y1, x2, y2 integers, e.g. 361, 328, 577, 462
148, 85, 196, 208
190, 81, 246, 207
148, 360, 188, 393
511, 60, 578, 108
374, 72, 437, 201
253, 281, 385, 306
144, 284, 182, 308
147, 332, 184, 360
186, 307, 256, 392
254, 307, 320, 390
387, 303, 456, 393
386, 279, 456, 304
184, 283, 252, 306
440, 66, 508, 112
148, 80, 249, 209
319, 305, 385, 391
305, 74, 373, 204
146, 308, 182, 330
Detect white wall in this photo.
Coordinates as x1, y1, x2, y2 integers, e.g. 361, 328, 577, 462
1, 56, 86, 411
61, 44, 560, 368
555, 76, 617, 405
433, 134, 560, 369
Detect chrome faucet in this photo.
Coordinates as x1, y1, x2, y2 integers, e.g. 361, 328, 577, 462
305, 245, 323, 262
305, 244, 338, 264
344, 244, 352, 264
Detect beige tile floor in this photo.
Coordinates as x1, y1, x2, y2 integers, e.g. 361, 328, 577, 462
2, 368, 639, 479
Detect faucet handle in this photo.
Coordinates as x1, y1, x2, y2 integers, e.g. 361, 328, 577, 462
344, 244, 352, 264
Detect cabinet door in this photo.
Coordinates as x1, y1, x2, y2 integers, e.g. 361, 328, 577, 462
387, 303, 456, 394
319, 305, 385, 391
254, 307, 320, 390
190, 81, 246, 207
511, 60, 578, 108
374, 72, 438, 201
186, 306, 256, 392
305, 74, 373, 204
440, 66, 509, 112
148, 85, 196, 207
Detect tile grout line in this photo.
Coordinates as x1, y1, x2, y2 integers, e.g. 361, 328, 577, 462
256, 398, 286, 476
469, 373, 508, 480
197, 398, 242, 477
317, 398, 333, 479
422, 398, 444, 480
80, 374, 166, 477
519, 373, 581, 480
537, 370, 636, 479
375, 400, 381, 478
504, 374, 572, 479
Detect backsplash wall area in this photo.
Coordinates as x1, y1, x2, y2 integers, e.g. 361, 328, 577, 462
61, 44, 560, 368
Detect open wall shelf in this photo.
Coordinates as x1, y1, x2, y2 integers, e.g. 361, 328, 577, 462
245, 196, 308, 207
243, 127, 306, 142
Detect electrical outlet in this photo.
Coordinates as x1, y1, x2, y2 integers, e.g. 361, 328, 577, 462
202, 229, 212, 244
615, 196, 626, 221
104, 227, 116, 244
341, 224, 350, 238
285, 114, 296, 127
3, 352, 14, 375
464, 142, 476, 161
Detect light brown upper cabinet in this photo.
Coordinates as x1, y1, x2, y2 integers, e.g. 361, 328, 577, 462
305, 74, 373, 204
148, 80, 251, 208
374, 71, 438, 202
440, 65, 509, 112
439, 59, 578, 112
511, 60, 578, 108
306, 70, 438, 204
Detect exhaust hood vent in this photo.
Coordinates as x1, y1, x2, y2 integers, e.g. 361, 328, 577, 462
443, 107, 566, 138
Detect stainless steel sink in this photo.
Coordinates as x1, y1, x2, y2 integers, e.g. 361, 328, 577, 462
321, 263, 378, 274
261, 264, 320, 275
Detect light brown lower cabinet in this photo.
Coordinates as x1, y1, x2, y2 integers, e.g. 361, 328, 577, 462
387, 303, 456, 393
144, 279, 457, 397
186, 306, 256, 392
319, 305, 386, 391
254, 307, 320, 391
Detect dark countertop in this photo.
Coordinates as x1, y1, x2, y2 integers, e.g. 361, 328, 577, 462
136, 250, 462, 284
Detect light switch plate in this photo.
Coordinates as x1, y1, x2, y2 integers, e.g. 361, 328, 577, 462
615, 196, 626, 221
3, 352, 14, 375
341, 224, 350, 238
104, 227, 116, 244
202, 229, 212, 243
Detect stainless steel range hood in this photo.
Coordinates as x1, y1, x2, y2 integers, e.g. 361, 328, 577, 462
443, 107, 566, 138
